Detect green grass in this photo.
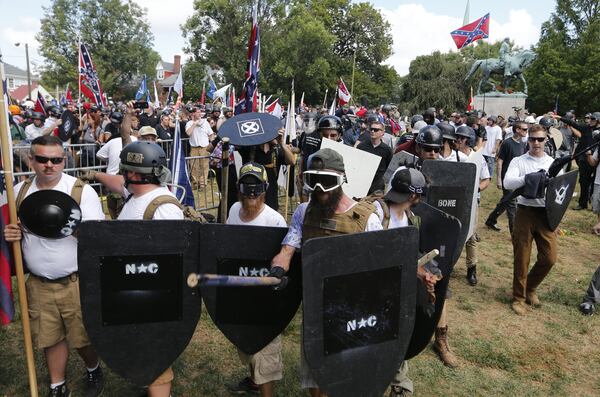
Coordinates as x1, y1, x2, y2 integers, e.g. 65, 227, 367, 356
1, 172, 600, 396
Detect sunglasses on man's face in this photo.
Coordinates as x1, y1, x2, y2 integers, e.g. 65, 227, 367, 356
370, 127, 383, 132
528, 137, 546, 143
422, 146, 441, 153
33, 155, 65, 164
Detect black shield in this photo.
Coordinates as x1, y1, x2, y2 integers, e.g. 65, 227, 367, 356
546, 170, 578, 230
218, 112, 280, 146
302, 228, 418, 397
58, 110, 77, 141
421, 159, 477, 264
384, 150, 419, 184
404, 202, 461, 360
78, 220, 201, 386
199, 224, 301, 355
18, 190, 81, 239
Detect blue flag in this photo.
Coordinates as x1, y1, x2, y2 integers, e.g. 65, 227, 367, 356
135, 75, 148, 101
169, 117, 195, 207
207, 76, 217, 100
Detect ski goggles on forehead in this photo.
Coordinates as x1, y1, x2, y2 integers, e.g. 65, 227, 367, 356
303, 170, 344, 192
238, 182, 267, 197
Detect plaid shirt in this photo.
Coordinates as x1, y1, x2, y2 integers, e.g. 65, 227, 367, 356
210, 141, 235, 168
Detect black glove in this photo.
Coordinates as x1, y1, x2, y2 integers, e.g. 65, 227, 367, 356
268, 266, 289, 291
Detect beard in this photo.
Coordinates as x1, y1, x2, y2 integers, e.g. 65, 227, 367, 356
239, 193, 265, 220
310, 186, 343, 219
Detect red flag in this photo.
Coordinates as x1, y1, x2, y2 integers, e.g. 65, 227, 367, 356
266, 98, 282, 118
467, 86, 474, 111
450, 13, 490, 50
200, 83, 206, 105
79, 42, 107, 108
0, 202, 15, 325
34, 91, 47, 115
337, 78, 351, 106
230, 88, 235, 108
65, 84, 73, 104
236, 5, 260, 114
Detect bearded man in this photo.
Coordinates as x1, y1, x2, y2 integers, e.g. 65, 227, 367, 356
268, 148, 383, 397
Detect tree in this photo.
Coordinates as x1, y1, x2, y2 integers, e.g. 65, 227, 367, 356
37, 0, 160, 99
526, 0, 600, 114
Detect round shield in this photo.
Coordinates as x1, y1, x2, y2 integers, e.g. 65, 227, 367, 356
218, 112, 280, 146
18, 190, 82, 239
549, 127, 563, 150
59, 110, 77, 141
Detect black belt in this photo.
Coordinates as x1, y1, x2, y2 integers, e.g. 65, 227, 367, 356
33, 272, 78, 284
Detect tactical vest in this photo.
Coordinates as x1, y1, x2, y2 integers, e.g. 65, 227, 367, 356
302, 200, 376, 242
16, 177, 85, 209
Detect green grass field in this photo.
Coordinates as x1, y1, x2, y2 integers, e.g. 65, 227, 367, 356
1, 179, 599, 397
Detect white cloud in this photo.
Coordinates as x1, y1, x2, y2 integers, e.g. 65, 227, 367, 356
380, 4, 540, 76
1, 17, 41, 49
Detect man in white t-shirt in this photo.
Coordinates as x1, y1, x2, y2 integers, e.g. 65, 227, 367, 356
483, 115, 503, 177
185, 108, 214, 189
226, 162, 286, 396
4, 135, 105, 397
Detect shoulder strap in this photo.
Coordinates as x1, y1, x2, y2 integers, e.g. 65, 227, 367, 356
70, 178, 85, 205
377, 198, 390, 230
16, 178, 34, 209
143, 195, 183, 220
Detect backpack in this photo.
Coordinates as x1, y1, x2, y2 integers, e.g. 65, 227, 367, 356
16, 177, 85, 209
143, 195, 207, 222
361, 193, 390, 229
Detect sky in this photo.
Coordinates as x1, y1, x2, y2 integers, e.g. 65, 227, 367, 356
0, 0, 555, 77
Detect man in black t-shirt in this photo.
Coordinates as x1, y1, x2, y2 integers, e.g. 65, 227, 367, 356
485, 121, 528, 233
357, 121, 392, 194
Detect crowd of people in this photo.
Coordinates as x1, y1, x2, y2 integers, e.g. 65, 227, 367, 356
3, 95, 600, 397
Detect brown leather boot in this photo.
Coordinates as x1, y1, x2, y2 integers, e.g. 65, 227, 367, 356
433, 326, 459, 368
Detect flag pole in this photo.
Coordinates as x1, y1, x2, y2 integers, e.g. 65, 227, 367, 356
350, 41, 357, 99
283, 88, 294, 221
0, 53, 39, 397
322, 88, 328, 109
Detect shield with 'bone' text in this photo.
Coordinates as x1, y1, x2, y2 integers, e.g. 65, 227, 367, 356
199, 224, 302, 355
302, 227, 418, 397
78, 220, 201, 386
545, 170, 578, 230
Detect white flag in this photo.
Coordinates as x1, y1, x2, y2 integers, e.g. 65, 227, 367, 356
214, 83, 232, 103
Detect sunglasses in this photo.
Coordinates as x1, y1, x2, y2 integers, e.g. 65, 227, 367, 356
238, 182, 266, 197
370, 128, 383, 132
33, 155, 64, 164
303, 170, 344, 192
528, 137, 546, 143
518, 127, 529, 131
422, 146, 441, 153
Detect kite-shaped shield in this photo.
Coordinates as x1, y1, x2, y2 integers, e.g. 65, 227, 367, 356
302, 228, 418, 397
545, 170, 578, 230
58, 109, 77, 141
199, 224, 301, 355
218, 112, 280, 146
405, 202, 461, 359
78, 220, 201, 386
384, 150, 419, 184
421, 159, 477, 264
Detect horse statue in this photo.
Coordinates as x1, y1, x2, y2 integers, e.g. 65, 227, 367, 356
464, 49, 536, 95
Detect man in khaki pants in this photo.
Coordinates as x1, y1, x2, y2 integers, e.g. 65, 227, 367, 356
186, 107, 214, 189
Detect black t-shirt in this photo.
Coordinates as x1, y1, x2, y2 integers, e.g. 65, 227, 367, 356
300, 131, 322, 171
139, 113, 158, 128
356, 140, 393, 194
155, 123, 173, 140
498, 137, 527, 181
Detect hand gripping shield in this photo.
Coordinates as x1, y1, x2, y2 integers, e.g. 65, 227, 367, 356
199, 224, 302, 355
302, 227, 418, 397
78, 220, 201, 386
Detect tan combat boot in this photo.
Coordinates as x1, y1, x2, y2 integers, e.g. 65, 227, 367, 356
433, 326, 459, 368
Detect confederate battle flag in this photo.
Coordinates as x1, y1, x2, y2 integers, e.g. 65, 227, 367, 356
79, 42, 107, 108
235, 5, 260, 114
450, 13, 490, 50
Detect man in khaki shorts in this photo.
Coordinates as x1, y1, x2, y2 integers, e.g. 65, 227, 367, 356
185, 106, 214, 189
4, 135, 106, 397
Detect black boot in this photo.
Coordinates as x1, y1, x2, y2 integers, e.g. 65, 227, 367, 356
466, 266, 477, 286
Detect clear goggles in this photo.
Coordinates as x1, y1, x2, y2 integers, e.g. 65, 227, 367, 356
238, 182, 267, 197
303, 170, 344, 192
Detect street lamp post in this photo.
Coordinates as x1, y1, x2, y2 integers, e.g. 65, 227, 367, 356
14, 42, 32, 100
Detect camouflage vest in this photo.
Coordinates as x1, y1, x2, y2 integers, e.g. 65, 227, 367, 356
302, 200, 376, 242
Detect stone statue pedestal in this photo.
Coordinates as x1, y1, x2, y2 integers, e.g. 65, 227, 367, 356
472, 92, 527, 118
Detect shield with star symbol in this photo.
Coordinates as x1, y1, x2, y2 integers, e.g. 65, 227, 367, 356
302, 227, 418, 397
199, 224, 302, 355
78, 220, 201, 386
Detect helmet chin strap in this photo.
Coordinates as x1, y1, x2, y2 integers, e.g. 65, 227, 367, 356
123, 173, 155, 188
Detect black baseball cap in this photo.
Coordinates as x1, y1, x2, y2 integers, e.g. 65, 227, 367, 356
384, 168, 427, 204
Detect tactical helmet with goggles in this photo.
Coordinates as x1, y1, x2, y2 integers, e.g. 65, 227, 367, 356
119, 141, 170, 186
238, 162, 268, 197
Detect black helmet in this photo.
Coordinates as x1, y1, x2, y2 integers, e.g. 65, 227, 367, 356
47, 105, 61, 118
382, 104, 393, 113
205, 103, 214, 113
119, 141, 170, 185
366, 113, 380, 124
508, 116, 517, 123
317, 115, 343, 134
410, 114, 424, 128
31, 111, 45, 121
455, 126, 476, 148
415, 125, 443, 148
422, 108, 436, 125
591, 112, 600, 121
110, 111, 123, 124
539, 116, 554, 128
437, 122, 456, 141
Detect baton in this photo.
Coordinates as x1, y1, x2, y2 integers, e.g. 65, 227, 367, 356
418, 249, 439, 267
187, 273, 282, 288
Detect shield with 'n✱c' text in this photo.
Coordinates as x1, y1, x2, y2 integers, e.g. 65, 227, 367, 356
78, 220, 201, 386
545, 170, 578, 230
199, 224, 302, 355
302, 227, 418, 397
